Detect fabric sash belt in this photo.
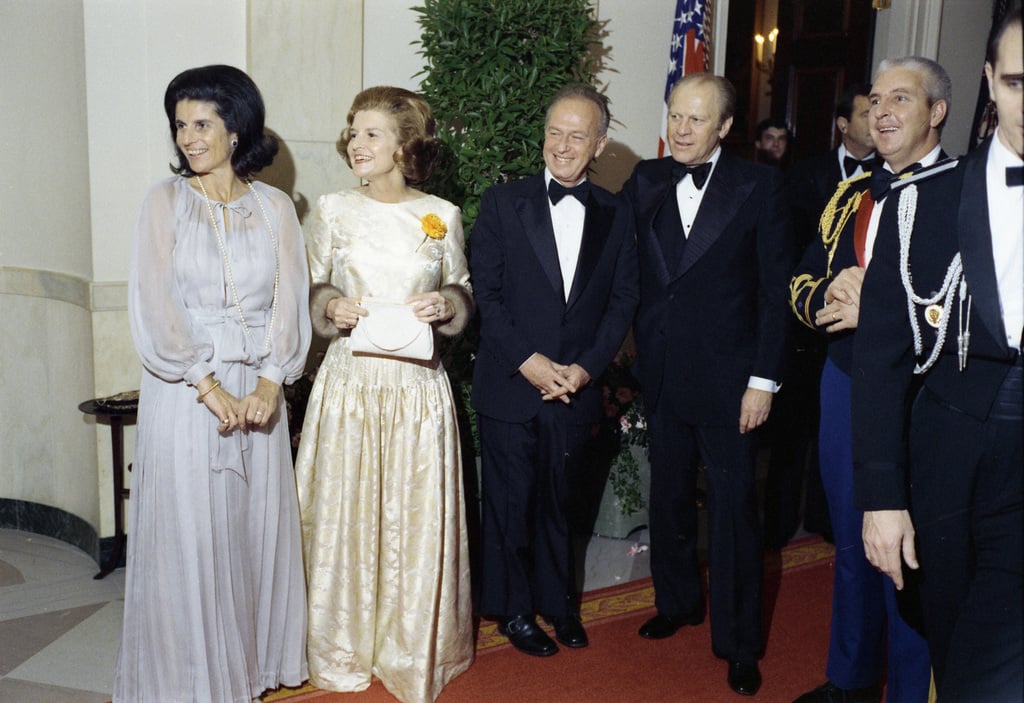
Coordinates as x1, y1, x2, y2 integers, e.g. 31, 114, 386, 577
192, 308, 272, 480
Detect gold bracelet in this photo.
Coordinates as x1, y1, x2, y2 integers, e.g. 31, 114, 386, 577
196, 379, 221, 403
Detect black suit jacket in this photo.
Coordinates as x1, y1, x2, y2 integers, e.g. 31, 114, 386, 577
470, 172, 639, 424
786, 148, 844, 251
851, 141, 1018, 510
622, 151, 794, 424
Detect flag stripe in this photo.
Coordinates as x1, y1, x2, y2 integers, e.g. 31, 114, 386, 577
659, 0, 710, 157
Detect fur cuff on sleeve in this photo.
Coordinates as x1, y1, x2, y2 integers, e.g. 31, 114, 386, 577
436, 284, 475, 337
310, 283, 344, 339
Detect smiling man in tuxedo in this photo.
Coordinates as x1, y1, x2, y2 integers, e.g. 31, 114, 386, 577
622, 73, 794, 696
789, 56, 956, 703
471, 83, 638, 658
853, 12, 1023, 702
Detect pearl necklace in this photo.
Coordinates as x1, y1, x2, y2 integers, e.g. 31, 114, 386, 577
195, 175, 280, 354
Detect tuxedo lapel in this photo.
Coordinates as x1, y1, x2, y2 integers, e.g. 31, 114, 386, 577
515, 176, 564, 300
641, 159, 678, 287
677, 152, 755, 278
565, 193, 614, 310
957, 144, 1008, 352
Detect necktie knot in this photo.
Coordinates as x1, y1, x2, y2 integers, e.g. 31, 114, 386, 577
548, 179, 590, 205
1007, 166, 1024, 187
671, 161, 713, 189
868, 162, 920, 200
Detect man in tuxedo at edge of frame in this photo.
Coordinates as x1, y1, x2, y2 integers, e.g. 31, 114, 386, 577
853, 12, 1024, 702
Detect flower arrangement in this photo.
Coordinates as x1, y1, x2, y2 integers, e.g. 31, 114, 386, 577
417, 213, 447, 251
599, 351, 648, 516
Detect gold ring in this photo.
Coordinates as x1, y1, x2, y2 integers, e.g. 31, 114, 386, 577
833, 312, 838, 321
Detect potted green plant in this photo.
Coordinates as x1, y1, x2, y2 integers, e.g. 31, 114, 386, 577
413, 0, 603, 477
592, 352, 650, 538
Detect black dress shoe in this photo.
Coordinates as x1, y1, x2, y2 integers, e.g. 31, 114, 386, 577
727, 660, 762, 696
638, 613, 702, 639
792, 681, 882, 703
497, 615, 558, 657
543, 614, 589, 648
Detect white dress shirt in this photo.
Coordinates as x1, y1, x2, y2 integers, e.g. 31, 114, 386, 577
837, 143, 877, 179
546, 168, 586, 301
986, 128, 1024, 350
865, 144, 942, 267
673, 148, 779, 393
675, 147, 721, 239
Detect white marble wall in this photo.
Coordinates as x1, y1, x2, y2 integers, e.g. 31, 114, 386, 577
249, 0, 363, 225
0, 2, 98, 533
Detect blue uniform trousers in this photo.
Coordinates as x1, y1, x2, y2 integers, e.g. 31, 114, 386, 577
819, 359, 930, 700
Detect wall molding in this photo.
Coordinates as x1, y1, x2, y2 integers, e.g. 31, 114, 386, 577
0, 266, 126, 312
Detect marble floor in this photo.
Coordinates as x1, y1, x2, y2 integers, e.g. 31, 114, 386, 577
0, 525, 653, 703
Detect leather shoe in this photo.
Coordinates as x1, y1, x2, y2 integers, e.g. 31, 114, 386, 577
543, 614, 588, 648
792, 681, 882, 703
497, 615, 558, 657
638, 613, 701, 639
727, 660, 762, 696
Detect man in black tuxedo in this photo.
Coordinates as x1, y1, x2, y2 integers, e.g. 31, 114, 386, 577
763, 84, 878, 552
471, 83, 639, 658
788, 83, 877, 249
621, 73, 793, 696
789, 57, 951, 703
853, 12, 1023, 702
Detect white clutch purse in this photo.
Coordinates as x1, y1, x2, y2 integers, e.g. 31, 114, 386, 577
349, 297, 435, 361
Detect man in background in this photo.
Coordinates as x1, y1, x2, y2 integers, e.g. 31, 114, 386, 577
763, 83, 879, 551
754, 117, 792, 167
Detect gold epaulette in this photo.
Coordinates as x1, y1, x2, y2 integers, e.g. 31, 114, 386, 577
818, 174, 868, 277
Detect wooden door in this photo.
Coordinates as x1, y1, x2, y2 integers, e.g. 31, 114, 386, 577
772, 0, 876, 161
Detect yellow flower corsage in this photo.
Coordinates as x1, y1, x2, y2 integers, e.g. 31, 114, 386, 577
417, 213, 447, 251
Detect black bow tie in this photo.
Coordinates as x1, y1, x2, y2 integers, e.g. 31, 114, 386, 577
548, 179, 590, 205
671, 161, 713, 189
1008, 166, 1024, 187
869, 162, 920, 201
844, 155, 876, 179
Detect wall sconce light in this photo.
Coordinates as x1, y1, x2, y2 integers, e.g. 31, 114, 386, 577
754, 27, 778, 75
872, 0, 892, 9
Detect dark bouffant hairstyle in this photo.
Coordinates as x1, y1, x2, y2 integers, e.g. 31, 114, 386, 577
164, 65, 278, 178
337, 86, 440, 186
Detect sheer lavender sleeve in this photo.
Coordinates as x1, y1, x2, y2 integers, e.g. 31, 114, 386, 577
254, 183, 311, 386
128, 179, 216, 387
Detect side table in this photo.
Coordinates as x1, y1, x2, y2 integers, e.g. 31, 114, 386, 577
79, 391, 138, 579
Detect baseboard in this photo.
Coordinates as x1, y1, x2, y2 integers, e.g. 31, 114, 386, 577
0, 498, 99, 562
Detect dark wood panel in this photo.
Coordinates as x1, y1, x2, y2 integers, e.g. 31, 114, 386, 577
771, 0, 875, 161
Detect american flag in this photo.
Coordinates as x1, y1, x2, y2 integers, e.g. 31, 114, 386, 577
659, 0, 711, 157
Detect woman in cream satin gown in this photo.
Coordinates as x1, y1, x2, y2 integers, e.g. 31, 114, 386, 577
294, 87, 474, 703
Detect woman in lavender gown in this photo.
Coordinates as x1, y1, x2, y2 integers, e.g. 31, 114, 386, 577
115, 65, 310, 702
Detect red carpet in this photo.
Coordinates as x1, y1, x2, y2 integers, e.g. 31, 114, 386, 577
265, 537, 835, 702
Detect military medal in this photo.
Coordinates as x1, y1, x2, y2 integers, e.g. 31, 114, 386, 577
925, 304, 943, 328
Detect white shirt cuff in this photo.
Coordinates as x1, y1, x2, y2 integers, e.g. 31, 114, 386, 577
748, 376, 782, 393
